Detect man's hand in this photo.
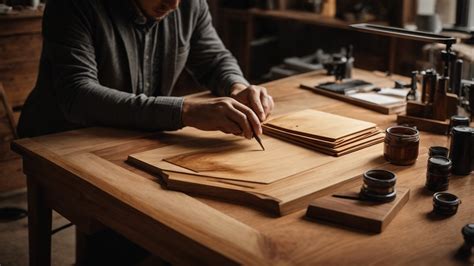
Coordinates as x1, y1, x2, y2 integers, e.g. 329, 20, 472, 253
230, 83, 274, 122
182, 97, 262, 139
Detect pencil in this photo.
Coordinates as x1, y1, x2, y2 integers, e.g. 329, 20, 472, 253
251, 127, 265, 151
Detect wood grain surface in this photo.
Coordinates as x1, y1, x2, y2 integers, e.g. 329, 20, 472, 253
263, 109, 376, 141
306, 186, 410, 233
299, 69, 408, 114
12, 69, 473, 265
128, 133, 331, 183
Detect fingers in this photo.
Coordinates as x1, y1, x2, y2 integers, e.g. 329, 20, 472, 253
241, 85, 274, 122
259, 89, 274, 120
219, 119, 242, 136
232, 100, 262, 137
225, 105, 253, 139
248, 86, 266, 121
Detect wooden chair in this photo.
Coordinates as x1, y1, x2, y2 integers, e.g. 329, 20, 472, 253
0, 82, 18, 139
0, 82, 27, 221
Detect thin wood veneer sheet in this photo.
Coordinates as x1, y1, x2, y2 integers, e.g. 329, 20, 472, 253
273, 133, 384, 156
263, 109, 377, 142
128, 136, 337, 184
263, 125, 381, 148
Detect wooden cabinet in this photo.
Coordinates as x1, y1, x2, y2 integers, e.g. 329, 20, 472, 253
0, 9, 42, 109
0, 9, 43, 193
214, 0, 418, 81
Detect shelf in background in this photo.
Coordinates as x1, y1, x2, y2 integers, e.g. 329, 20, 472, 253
220, 8, 388, 30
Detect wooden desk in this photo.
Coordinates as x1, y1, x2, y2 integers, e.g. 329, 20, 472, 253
12, 71, 474, 265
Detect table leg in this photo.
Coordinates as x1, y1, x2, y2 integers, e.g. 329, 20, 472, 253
27, 175, 52, 266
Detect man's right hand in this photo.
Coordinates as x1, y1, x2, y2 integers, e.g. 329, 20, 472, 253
182, 97, 262, 139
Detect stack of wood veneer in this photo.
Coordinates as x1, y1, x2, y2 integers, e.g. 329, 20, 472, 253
262, 109, 384, 156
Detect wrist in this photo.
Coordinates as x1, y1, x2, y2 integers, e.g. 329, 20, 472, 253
229, 83, 248, 97
181, 98, 193, 127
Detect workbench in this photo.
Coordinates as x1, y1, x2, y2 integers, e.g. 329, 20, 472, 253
12, 70, 473, 265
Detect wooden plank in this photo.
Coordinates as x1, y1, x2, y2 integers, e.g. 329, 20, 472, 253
0, 11, 43, 37
0, 61, 39, 108
128, 131, 337, 184
0, 34, 42, 65
299, 69, 408, 115
158, 143, 390, 215
262, 125, 381, 148
306, 187, 410, 233
397, 115, 449, 135
300, 83, 405, 115
263, 129, 384, 156
263, 109, 377, 142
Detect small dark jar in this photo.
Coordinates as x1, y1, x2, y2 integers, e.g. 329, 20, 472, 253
449, 126, 473, 176
360, 169, 397, 202
384, 126, 420, 165
461, 224, 474, 254
432, 192, 461, 216
428, 146, 449, 158
425, 156, 452, 192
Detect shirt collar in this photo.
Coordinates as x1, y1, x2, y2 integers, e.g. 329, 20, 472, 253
129, 0, 154, 26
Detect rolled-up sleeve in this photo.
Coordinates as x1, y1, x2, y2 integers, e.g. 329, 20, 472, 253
44, 0, 184, 131
185, 0, 250, 96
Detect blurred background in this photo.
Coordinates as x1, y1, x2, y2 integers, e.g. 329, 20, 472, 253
0, 0, 473, 199
0, 0, 473, 264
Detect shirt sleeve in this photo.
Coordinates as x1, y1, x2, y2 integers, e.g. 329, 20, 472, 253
185, 0, 250, 96
43, 0, 184, 131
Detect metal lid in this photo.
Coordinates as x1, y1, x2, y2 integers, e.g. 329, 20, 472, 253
450, 116, 470, 127
462, 224, 474, 243
452, 126, 473, 136
428, 156, 452, 168
428, 146, 449, 157
433, 192, 460, 206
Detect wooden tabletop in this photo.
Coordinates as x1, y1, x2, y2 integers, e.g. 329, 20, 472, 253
12, 69, 474, 265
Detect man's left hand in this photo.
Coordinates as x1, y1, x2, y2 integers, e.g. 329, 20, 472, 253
230, 83, 274, 122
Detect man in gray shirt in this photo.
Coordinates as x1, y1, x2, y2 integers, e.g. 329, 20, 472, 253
18, 0, 274, 139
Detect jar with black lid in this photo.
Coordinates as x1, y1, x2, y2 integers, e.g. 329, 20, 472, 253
428, 146, 449, 158
449, 115, 470, 133
425, 156, 452, 192
449, 126, 473, 175
360, 169, 397, 202
448, 115, 470, 145
462, 224, 474, 254
432, 192, 461, 216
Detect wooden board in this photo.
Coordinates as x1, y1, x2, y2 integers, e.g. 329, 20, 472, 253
127, 126, 392, 215
397, 115, 449, 135
299, 72, 408, 116
263, 109, 376, 142
263, 125, 381, 148
260, 109, 384, 156
300, 84, 406, 115
306, 186, 410, 233
128, 134, 340, 184
263, 126, 384, 156
158, 144, 390, 216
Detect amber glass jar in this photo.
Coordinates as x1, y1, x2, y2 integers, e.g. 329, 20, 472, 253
384, 126, 420, 165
